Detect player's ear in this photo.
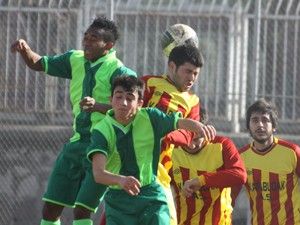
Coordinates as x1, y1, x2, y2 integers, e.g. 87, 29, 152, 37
105, 41, 114, 50
168, 61, 176, 73
138, 99, 144, 108
109, 96, 113, 104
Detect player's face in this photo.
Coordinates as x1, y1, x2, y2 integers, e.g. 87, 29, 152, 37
249, 112, 274, 145
111, 86, 143, 125
168, 62, 200, 92
184, 137, 205, 154
82, 28, 112, 62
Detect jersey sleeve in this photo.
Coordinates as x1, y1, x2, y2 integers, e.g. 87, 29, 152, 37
41, 50, 74, 79
86, 129, 109, 162
147, 108, 181, 138
200, 138, 247, 188
109, 66, 137, 85
163, 129, 194, 147
163, 101, 200, 148
140, 75, 154, 107
294, 144, 300, 177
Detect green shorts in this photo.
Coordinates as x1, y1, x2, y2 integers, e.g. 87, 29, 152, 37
42, 140, 107, 212
104, 182, 170, 225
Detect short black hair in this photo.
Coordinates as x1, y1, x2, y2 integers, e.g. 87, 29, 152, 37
246, 98, 278, 129
88, 16, 119, 42
168, 44, 204, 68
112, 76, 144, 100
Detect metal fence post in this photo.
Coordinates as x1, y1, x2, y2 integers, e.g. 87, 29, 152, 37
106, 0, 114, 20
251, 0, 262, 102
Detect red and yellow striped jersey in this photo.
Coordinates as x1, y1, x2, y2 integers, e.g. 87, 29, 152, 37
168, 135, 246, 225
142, 75, 199, 119
239, 137, 300, 225
142, 75, 200, 178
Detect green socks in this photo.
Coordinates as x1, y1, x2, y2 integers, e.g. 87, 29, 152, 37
73, 219, 93, 225
40, 218, 92, 225
40, 219, 61, 225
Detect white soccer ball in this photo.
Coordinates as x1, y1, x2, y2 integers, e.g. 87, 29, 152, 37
161, 24, 199, 57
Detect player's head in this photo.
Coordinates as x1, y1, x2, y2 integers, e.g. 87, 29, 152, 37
82, 16, 119, 61
161, 24, 199, 57
111, 76, 144, 100
246, 98, 278, 144
167, 45, 204, 92
169, 44, 204, 70
111, 76, 144, 124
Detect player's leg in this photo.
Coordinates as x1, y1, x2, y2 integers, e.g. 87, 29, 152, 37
104, 189, 137, 225
156, 163, 177, 225
41, 202, 64, 224
73, 205, 93, 225
138, 182, 170, 225
141, 202, 170, 225
41, 141, 86, 224
98, 208, 106, 225
74, 153, 108, 225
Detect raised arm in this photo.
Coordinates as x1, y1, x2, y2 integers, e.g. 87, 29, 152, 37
177, 118, 216, 141
11, 39, 43, 71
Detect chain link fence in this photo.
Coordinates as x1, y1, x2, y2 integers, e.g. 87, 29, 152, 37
1, 0, 300, 224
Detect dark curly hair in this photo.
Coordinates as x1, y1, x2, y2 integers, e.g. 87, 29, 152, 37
112, 76, 145, 100
246, 98, 278, 130
88, 16, 119, 42
168, 44, 204, 68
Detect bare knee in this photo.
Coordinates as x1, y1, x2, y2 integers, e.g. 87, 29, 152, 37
74, 205, 92, 220
42, 202, 64, 221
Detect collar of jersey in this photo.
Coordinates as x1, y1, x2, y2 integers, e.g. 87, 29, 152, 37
106, 109, 136, 133
250, 137, 278, 155
86, 48, 116, 67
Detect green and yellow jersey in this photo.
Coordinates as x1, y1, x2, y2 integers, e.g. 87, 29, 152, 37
87, 107, 181, 188
42, 49, 136, 141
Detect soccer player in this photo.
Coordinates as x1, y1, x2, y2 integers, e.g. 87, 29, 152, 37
232, 98, 300, 225
87, 76, 211, 225
165, 108, 246, 225
97, 24, 214, 225
142, 43, 216, 225
10, 17, 136, 225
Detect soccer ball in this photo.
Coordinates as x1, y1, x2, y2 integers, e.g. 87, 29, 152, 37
161, 24, 199, 57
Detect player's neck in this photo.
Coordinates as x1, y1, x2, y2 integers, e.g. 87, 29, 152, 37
253, 138, 274, 152
166, 75, 184, 92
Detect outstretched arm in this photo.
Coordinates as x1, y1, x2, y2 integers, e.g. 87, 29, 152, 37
92, 153, 141, 196
11, 39, 43, 71
177, 118, 216, 141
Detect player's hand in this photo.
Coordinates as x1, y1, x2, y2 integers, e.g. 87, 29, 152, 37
183, 178, 201, 197
119, 176, 141, 196
11, 39, 30, 53
80, 96, 96, 112
196, 124, 216, 141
